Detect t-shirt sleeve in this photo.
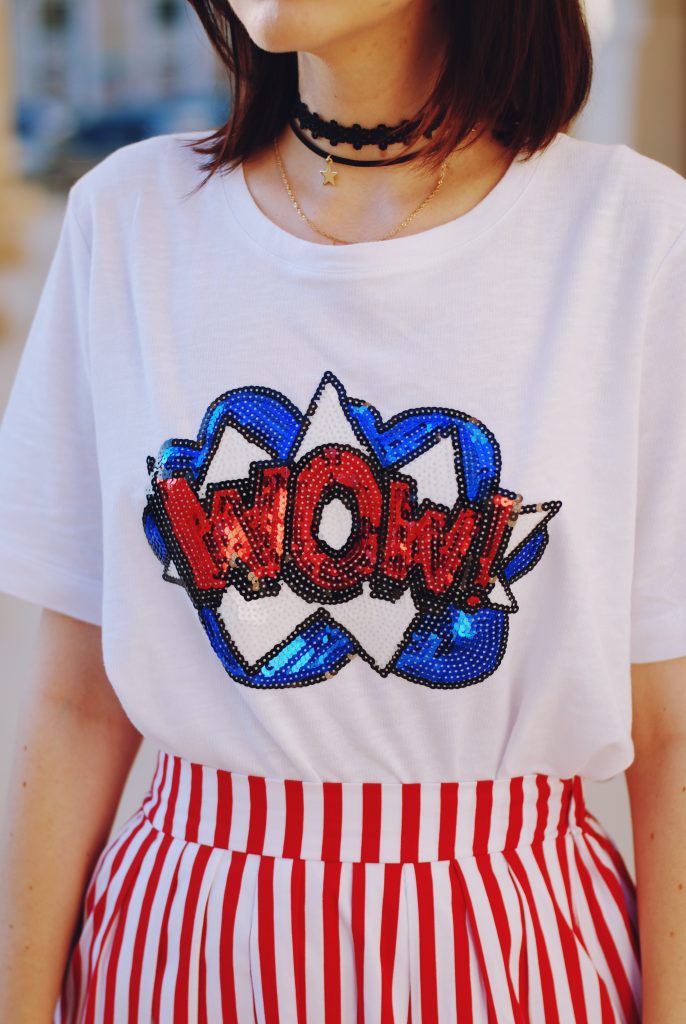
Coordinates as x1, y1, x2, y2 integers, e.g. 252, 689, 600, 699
630, 225, 686, 663
0, 187, 103, 626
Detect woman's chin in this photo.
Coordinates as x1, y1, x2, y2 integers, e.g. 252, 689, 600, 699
234, 0, 362, 56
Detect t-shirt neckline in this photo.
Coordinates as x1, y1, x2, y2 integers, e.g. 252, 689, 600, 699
220, 133, 559, 275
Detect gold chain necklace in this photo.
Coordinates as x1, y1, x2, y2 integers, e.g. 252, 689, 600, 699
272, 138, 450, 246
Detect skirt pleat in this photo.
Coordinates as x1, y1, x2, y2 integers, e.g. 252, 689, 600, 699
54, 754, 642, 1023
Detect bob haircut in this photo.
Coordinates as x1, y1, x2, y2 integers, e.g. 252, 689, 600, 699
187, 0, 593, 178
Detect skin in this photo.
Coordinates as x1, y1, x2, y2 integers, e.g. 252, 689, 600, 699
0, 3, 684, 1020
0, 611, 141, 1021
626, 657, 686, 1023
233, 0, 515, 244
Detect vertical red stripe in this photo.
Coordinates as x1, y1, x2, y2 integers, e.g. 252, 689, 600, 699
84, 858, 101, 920
82, 822, 150, 1024
283, 779, 304, 860
323, 860, 343, 1024
505, 855, 530, 1012
413, 862, 439, 1023
532, 839, 590, 1024
474, 780, 527, 1020
506, 849, 562, 1023
102, 829, 158, 1023
361, 783, 382, 863
214, 769, 233, 849
246, 776, 268, 853
290, 857, 307, 1024
198, 903, 209, 1024
557, 834, 616, 1023
475, 854, 523, 1021
146, 752, 168, 824
572, 841, 639, 1022
437, 783, 458, 861
447, 860, 473, 1022
472, 779, 492, 857
351, 862, 366, 1024
474, 780, 523, 1020
321, 782, 343, 861
186, 762, 204, 844
174, 845, 213, 1019
84, 818, 147, 1020
67, 937, 83, 1021
218, 851, 247, 1024
128, 834, 174, 1022
379, 862, 403, 1024
400, 785, 421, 864
572, 776, 586, 828
87, 819, 144, 942
450, 859, 499, 1024
162, 756, 181, 835
579, 819, 640, 956
556, 832, 579, 930
504, 777, 524, 850
556, 779, 573, 839
257, 856, 280, 1022
150, 849, 185, 1022
534, 776, 550, 844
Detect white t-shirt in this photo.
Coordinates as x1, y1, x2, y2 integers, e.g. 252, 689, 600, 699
1, 130, 685, 783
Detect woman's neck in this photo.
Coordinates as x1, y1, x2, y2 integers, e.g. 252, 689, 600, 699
241, 0, 513, 245
295, 0, 448, 162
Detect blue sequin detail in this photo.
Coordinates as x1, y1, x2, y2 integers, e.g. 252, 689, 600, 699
504, 528, 547, 582
259, 621, 354, 685
454, 419, 500, 504
143, 508, 167, 564
200, 607, 355, 688
156, 388, 303, 482
199, 607, 250, 681
143, 370, 561, 691
347, 403, 499, 503
394, 605, 508, 686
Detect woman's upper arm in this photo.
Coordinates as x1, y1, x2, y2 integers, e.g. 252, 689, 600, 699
631, 656, 686, 752
28, 608, 137, 740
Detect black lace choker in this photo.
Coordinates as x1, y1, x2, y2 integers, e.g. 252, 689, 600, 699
291, 96, 444, 151
288, 116, 422, 168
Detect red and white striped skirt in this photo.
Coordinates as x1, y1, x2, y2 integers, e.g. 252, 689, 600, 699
54, 750, 642, 1023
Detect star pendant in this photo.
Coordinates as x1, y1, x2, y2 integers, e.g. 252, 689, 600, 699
320, 154, 338, 186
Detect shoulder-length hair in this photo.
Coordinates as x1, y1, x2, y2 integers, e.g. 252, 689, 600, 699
187, 0, 593, 178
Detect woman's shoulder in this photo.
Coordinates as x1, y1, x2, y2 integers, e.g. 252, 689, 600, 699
65, 130, 218, 232
548, 131, 686, 237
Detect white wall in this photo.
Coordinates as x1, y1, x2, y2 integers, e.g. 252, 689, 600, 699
577, 0, 686, 172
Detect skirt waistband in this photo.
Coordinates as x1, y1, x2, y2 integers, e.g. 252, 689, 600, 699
140, 752, 589, 864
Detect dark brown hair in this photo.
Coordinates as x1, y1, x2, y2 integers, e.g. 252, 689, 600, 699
187, 0, 593, 179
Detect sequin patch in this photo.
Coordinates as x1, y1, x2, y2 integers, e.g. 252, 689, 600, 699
142, 371, 561, 689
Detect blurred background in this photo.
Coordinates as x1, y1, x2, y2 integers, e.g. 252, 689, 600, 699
0, 0, 685, 873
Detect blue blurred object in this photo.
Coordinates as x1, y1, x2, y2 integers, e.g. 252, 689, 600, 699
17, 94, 229, 188
63, 95, 228, 154
11, 1, 230, 188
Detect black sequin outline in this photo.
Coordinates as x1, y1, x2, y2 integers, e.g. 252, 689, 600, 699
147, 438, 516, 615
194, 591, 512, 690
155, 382, 304, 484
327, 369, 502, 508
503, 500, 562, 581
385, 602, 512, 689
143, 370, 562, 689
204, 580, 521, 689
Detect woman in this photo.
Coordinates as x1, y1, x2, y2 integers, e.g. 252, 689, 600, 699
0, 0, 685, 1020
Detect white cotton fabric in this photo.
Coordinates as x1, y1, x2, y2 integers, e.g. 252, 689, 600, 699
0, 130, 684, 783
